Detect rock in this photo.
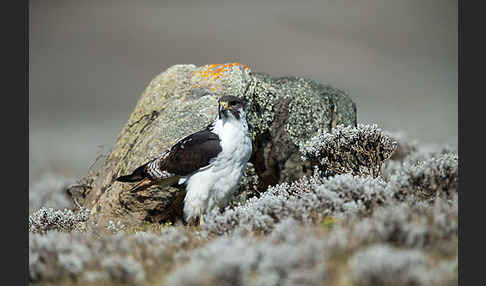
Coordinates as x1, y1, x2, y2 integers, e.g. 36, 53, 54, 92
78, 63, 357, 227
250, 73, 357, 189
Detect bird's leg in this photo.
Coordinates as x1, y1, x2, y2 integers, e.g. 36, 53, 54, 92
199, 213, 204, 226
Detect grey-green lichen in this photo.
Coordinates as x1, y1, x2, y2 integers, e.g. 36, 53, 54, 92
250, 74, 356, 146
286, 86, 332, 145
282, 77, 355, 145
241, 75, 279, 140
232, 163, 260, 206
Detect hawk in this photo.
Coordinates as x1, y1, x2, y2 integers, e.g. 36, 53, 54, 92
116, 95, 252, 225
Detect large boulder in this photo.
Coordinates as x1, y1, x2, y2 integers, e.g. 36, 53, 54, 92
76, 63, 357, 227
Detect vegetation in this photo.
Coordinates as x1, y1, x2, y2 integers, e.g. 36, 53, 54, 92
29, 125, 458, 285
300, 124, 398, 178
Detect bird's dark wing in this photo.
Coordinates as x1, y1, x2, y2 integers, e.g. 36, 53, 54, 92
160, 130, 222, 176
116, 129, 221, 184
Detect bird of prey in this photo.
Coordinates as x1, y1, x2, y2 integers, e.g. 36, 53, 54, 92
116, 95, 252, 225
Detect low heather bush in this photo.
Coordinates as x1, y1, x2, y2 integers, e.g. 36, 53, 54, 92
391, 152, 458, 199
345, 194, 458, 251
106, 220, 126, 233
29, 207, 90, 234
204, 169, 457, 252
382, 143, 457, 179
165, 231, 328, 286
348, 244, 454, 286
383, 130, 418, 161
29, 227, 194, 284
100, 255, 146, 284
300, 124, 397, 178
204, 173, 393, 235
29, 231, 92, 282
28, 125, 459, 286
28, 185, 457, 286
169, 199, 458, 286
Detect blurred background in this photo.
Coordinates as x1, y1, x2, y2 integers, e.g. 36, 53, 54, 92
29, 0, 457, 185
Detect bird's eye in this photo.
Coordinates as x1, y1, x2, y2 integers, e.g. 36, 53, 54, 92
229, 101, 237, 106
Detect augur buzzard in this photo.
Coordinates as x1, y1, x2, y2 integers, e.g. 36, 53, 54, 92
116, 96, 252, 225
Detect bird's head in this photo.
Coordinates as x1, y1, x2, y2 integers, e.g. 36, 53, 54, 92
218, 95, 248, 121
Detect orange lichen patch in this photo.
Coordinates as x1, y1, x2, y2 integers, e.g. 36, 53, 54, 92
201, 62, 249, 80
192, 62, 250, 92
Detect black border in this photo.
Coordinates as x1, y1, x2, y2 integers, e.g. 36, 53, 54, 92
459, 1, 481, 285
4, 0, 28, 284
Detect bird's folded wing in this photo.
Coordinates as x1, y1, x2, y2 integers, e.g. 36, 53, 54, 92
159, 130, 222, 176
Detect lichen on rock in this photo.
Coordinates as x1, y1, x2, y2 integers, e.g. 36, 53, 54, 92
253, 74, 357, 145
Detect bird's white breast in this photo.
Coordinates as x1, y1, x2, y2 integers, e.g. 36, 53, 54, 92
183, 116, 252, 220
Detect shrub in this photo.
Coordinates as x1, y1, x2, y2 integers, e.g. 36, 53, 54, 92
204, 173, 393, 235
300, 124, 397, 178
29, 227, 194, 284
28, 125, 459, 286
391, 152, 458, 199
383, 130, 418, 161
349, 244, 431, 286
165, 231, 328, 286
29, 231, 93, 282
29, 207, 90, 234
100, 255, 146, 284
346, 194, 458, 250
349, 243, 457, 286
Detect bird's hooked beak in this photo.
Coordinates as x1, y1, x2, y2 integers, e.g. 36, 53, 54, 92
219, 101, 230, 111
218, 98, 246, 120
218, 100, 231, 119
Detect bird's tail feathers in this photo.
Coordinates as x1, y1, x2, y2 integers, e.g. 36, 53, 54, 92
128, 177, 154, 193
115, 164, 148, 182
